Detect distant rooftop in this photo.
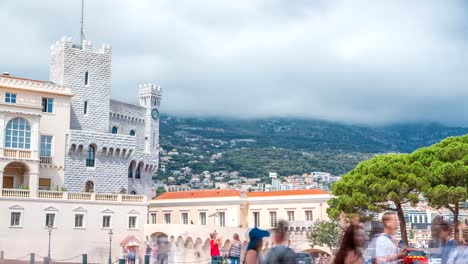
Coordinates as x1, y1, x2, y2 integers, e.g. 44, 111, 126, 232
154, 189, 329, 200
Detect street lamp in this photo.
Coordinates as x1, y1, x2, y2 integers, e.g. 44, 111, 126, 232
47, 223, 53, 264
108, 229, 114, 264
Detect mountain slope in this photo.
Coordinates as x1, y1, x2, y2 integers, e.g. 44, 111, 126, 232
158, 116, 468, 176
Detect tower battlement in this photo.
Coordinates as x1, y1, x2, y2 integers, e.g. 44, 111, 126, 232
50, 36, 111, 55
139, 83, 162, 96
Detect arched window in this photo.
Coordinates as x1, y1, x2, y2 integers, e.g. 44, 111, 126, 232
85, 181, 94, 192
84, 71, 89, 85
135, 163, 141, 179
128, 164, 133, 178
111, 127, 118, 134
130, 191, 136, 195
5, 118, 31, 149
84, 101, 88, 114
86, 145, 95, 167
129, 130, 135, 136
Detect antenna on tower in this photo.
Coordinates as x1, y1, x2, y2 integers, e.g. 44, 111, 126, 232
80, 0, 85, 46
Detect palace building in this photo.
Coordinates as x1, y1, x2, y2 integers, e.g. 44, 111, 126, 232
1, 36, 161, 197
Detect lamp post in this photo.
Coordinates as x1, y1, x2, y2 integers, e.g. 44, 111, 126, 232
47, 223, 53, 264
108, 229, 113, 264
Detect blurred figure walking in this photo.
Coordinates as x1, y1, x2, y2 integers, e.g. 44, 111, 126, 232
245, 227, 270, 264
264, 220, 296, 264
439, 221, 458, 264
229, 233, 241, 264
374, 212, 407, 264
333, 224, 366, 264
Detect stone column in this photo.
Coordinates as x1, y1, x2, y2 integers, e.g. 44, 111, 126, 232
31, 116, 40, 160
29, 172, 39, 197
0, 113, 5, 157
0, 170, 3, 197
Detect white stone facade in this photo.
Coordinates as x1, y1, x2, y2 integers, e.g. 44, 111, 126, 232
50, 37, 161, 196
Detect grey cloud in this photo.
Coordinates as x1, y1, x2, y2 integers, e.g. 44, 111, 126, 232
1, 0, 468, 125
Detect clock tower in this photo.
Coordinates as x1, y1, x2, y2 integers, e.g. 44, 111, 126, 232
139, 83, 162, 155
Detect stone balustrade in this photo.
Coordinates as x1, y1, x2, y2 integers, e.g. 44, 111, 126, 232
38, 190, 64, 199
4, 149, 32, 159
2, 189, 30, 198
95, 193, 118, 201
1, 189, 147, 203
122, 194, 145, 202
40, 156, 53, 164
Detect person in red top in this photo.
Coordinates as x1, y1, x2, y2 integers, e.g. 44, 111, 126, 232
210, 232, 221, 264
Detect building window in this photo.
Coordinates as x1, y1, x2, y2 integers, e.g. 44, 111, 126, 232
269, 211, 277, 228
287, 211, 295, 221
128, 164, 133, 178
199, 212, 207, 225
74, 214, 84, 228
85, 181, 94, 193
128, 216, 137, 229
181, 212, 189, 225
42, 98, 54, 113
84, 71, 89, 85
10, 212, 21, 227
86, 145, 95, 167
45, 213, 55, 227
135, 163, 141, 179
40, 135, 53, 157
305, 210, 313, 221
84, 101, 88, 114
5, 93, 16, 103
150, 213, 157, 224
130, 130, 135, 136
218, 212, 226, 227
253, 212, 260, 227
39, 178, 52, 190
111, 126, 118, 134
102, 215, 111, 228
152, 132, 156, 148
5, 118, 31, 149
164, 213, 171, 224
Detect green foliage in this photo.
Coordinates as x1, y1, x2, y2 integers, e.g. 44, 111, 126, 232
328, 153, 426, 245
158, 116, 468, 179
307, 220, 342, 251
156, 186, 166, 196
411, 135, 468, 240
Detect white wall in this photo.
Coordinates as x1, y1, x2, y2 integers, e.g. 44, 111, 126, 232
0, 197, 147, 264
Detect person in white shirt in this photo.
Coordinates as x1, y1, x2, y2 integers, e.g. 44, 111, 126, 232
374, 212, 407, 264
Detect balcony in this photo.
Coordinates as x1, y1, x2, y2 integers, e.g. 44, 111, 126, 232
40, 156, 53, 164
0, 189, 148, 203
3, 149, 32, 159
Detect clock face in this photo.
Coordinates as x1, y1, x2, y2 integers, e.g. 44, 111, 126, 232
151, 109, 160, 120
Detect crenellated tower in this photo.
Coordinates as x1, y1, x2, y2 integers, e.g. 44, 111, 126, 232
139, 83, 162, 156
50, 37, 112, 133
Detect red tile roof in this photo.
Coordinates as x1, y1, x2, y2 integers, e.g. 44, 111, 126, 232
155, 189, 241, 200
154, 189, 328, 200
247, 189, 329, 197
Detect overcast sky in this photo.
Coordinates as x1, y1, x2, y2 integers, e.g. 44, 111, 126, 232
1, 0, 468, 125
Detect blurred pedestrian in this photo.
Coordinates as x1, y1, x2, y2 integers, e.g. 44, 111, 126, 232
333, 224, 365, 264
264, 220, 297, 264
447, 231, 467, 264
374, 212, 407, 264
245, 227, 270, 264
439, 221, 458, 264
229, 233, 241, 264
210, 232, 222, 264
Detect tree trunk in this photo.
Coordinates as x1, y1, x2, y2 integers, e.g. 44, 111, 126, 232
395, 203, 409, 247
454, 203, 460, 242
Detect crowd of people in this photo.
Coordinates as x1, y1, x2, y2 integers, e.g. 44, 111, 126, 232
141, 212, 467, 264
208, 212, 467, 264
